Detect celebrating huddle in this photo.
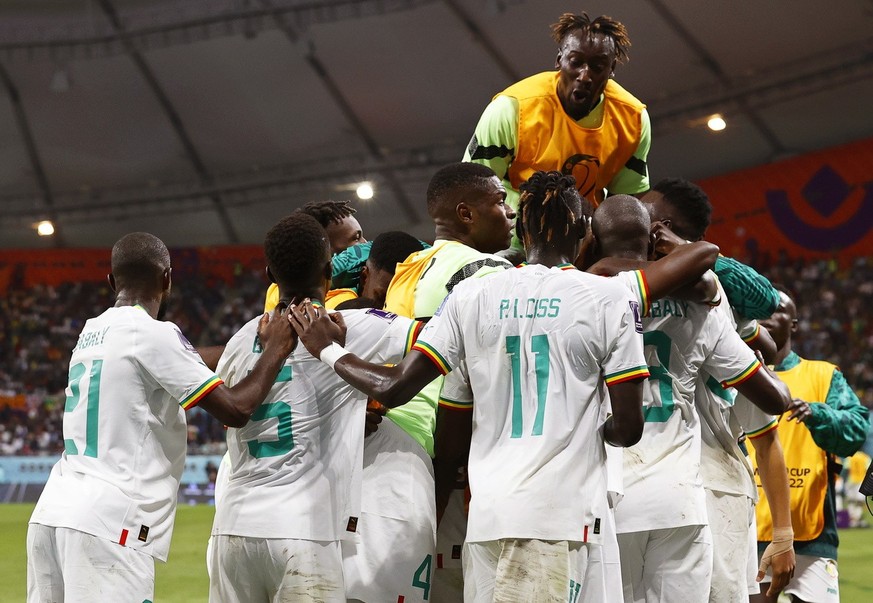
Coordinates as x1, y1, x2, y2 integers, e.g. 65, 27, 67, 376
23, 9, 870, 603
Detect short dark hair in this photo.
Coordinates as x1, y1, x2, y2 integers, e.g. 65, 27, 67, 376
110, 232, 170, 288
653, 178, 712, 241
368, 231, 425, 272
426, 163, 497, 217
517, 171, 591, 244
264, 213, 330, 287
551, 13, 631, 64
296, 200, 356, 228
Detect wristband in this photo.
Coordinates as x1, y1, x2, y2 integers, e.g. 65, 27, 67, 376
320, 342, 350, 370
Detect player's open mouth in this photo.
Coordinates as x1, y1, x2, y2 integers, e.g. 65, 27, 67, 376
572, 88, 589, 103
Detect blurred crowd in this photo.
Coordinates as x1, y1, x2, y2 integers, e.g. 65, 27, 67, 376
2, 254, 872, 457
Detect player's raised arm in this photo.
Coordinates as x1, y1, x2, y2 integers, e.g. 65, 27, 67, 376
197, 309, 297, 427
289, 300, 442, 408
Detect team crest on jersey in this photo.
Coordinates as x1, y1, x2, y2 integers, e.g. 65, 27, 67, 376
365, 308, 398, 322
175, 329, 197, 352
629, 300, 643, 334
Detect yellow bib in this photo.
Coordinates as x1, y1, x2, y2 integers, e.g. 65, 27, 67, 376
383, 245, 443, 318
500, 73, 644, 205
749, 358, 836, 541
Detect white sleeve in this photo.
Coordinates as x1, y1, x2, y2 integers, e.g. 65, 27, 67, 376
137, 321, 222, 409
701, 311, 762, 389
599, 285, 649, 386
413, 289, 465, 374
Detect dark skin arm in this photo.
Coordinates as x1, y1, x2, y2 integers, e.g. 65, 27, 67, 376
747, 325, 778, 365
604, 379, 645, 447
197, 346, 225, 372
433, 406, 473, 524
587, 239, 719, 302
288, 302, 442, 408
733, 366, 791, 416
196, 310, 297, 428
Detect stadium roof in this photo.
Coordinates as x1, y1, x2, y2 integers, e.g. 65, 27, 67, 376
2, 0, 872, 248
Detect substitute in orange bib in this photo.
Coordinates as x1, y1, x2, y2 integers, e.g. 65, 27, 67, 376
464, 12, 650, 239
749, 287, 869, 603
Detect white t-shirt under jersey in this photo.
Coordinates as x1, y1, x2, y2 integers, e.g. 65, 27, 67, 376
30, 306, 222, 561
415, 263, 648, 544
612, 271, 762, 534
211, 308, 420, 542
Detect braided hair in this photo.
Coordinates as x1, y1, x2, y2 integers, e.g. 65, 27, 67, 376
516, 171, 591, 245
551, 13, 632, 64
296, 200, 357, 228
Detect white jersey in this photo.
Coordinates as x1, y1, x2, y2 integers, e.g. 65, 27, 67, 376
415, 263, 649, 544
211, 308, 420, 542
30, 306, 222, 561
612, 271, 762, 533
697, 282, 777, 499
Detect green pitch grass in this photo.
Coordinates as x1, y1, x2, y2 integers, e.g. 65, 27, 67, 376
2, 503, 873, 602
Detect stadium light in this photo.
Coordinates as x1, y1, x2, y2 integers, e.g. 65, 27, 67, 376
36, 220, 55, 236
707, 114, 727, 132
356, 182, 374, 200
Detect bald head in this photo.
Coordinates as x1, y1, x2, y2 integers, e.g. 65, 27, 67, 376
110, 232, 170, 290
592, 195, 650, 259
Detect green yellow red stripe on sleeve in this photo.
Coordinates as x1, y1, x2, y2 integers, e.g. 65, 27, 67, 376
404, 320, 425, 355
721, 359, 762, 388
412, 341, 451, 375
439, 396, 473, 410
742, 323, 761, 344
634, 270, 651, 316
746, 419, 778, 439
180, 375, 223, 410
604, 365, 650, 385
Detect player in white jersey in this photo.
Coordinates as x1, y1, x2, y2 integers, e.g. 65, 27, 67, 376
644, 182, 795, 601
27, 232, 295, 603
590, 197, 790, 603
208, 214, 422, 602
289, 171, 649, 602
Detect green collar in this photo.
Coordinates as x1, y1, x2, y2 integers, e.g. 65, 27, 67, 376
774, 350, 800, 372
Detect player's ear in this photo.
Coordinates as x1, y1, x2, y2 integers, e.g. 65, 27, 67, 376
107, 273, 117, 293
266, 266, 276, 284
456, 202, 474, 224
555, 51, 562, 70
162, 267, 172, 294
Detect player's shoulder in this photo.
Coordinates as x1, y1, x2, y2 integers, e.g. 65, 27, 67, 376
337, 307, 413, 332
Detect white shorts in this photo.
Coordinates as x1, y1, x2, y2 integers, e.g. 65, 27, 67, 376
705, 489, 759, 602
343, 419, 436, 603
27, 523, 155, 603
464, 539, 591, 603
760, 554, 839, 603
617, 524, 713, 603
208, 535, 344, 603
431, 487, 467, 603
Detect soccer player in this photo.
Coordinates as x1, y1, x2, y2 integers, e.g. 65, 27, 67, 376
642, 178, 795, 601
465, 12, 650, 253
26, 232, 296, 603
290, 170, 650, 602
264, 199, 368, 311
750, 288, 870, 603
349, 162, 515, 603
208, 214, 423, 602
590, 196, 791, 603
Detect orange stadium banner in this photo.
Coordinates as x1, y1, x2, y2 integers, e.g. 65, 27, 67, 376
701, 136, 873, 264
0, 245, 263, 294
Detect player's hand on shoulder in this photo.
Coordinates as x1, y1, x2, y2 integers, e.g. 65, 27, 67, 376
258, 306, 298, 357
288, 299, 347, 358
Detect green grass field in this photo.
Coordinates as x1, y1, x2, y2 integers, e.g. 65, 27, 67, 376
3, 503, 872, 602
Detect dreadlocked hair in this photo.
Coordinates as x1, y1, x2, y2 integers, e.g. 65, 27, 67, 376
550, 13, 631, 64
517, 171, 590, 243
296, 200, 356, 228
